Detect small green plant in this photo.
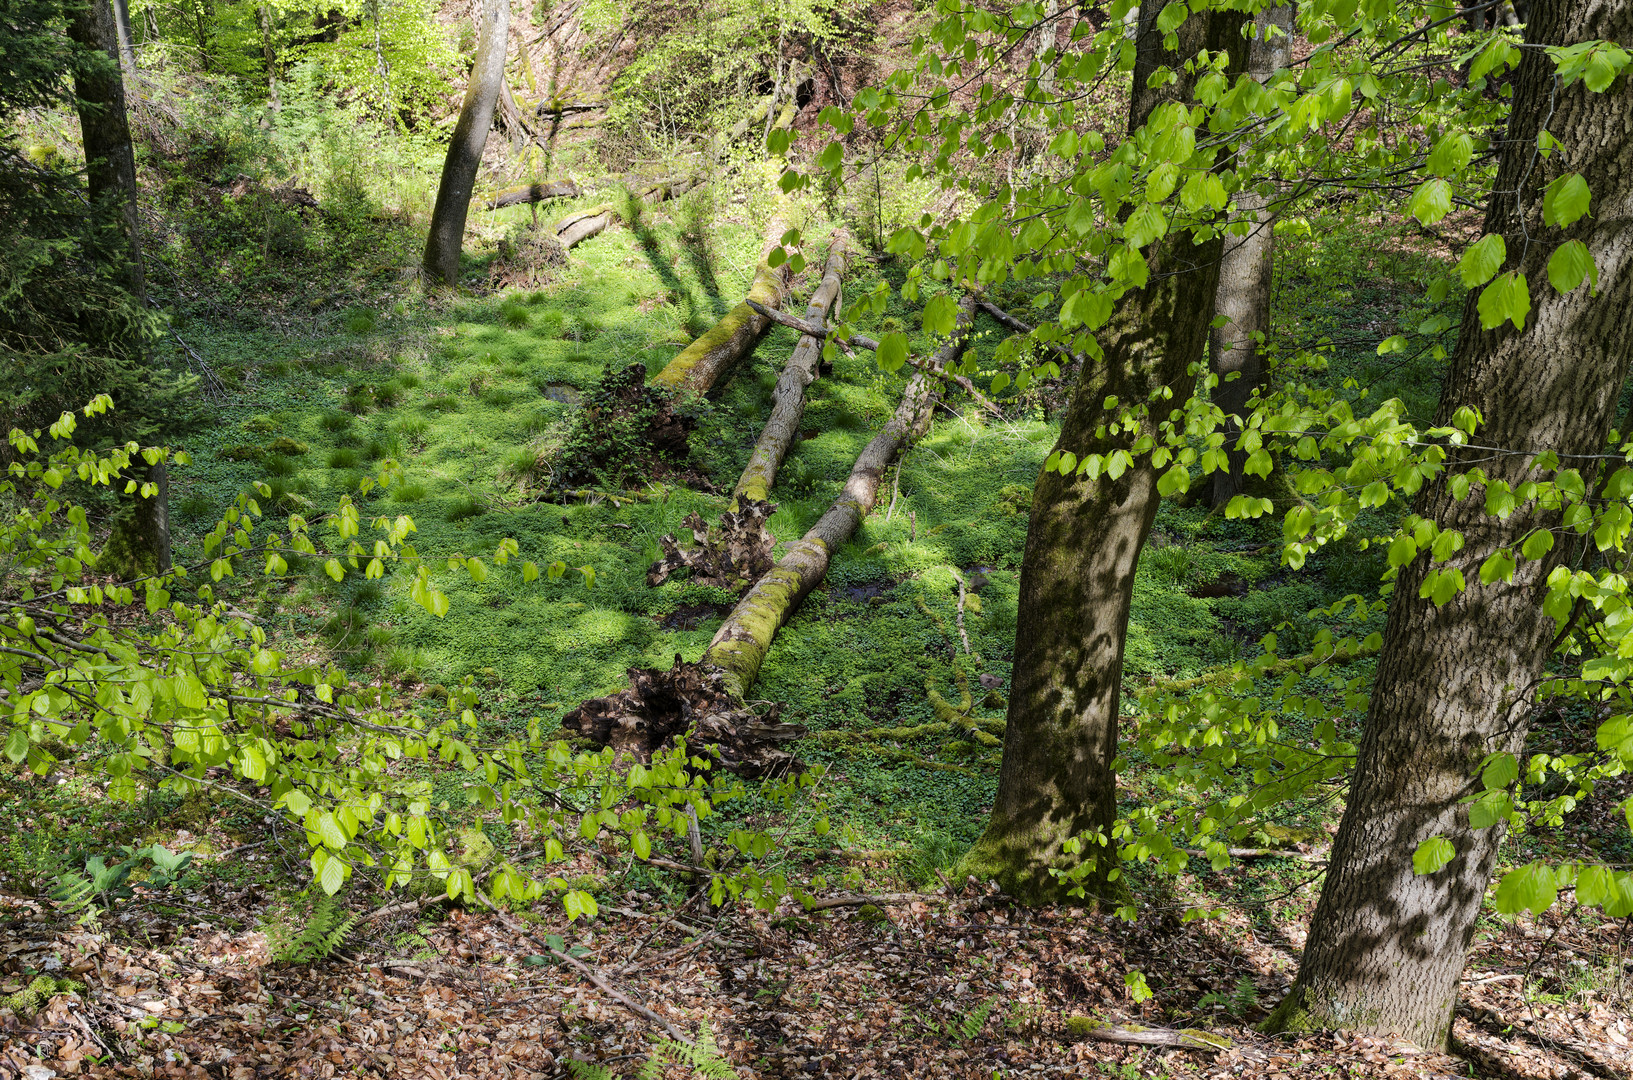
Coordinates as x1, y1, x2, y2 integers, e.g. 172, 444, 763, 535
917, 997, 995, 1044
500, 301, 530, 328
423, 394, 460, 412
2, 975, 83, 1016
48, 845, 193, 914
327, 447, 361, 469
634, 1024, 734, 1079
342, 308, 377, 334
444, 493, 485, 521
1144, 544, 1194, 586
1196, 975, 1259, 1019
319, 409, 354, 432
265, 894, 361, 964
539, 310, 566, 338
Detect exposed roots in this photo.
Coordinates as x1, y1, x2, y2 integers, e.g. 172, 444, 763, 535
561, 656, 806, 777
646, 499, 776, 591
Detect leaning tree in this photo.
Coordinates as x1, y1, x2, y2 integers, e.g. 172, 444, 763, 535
422, 0, 509, 286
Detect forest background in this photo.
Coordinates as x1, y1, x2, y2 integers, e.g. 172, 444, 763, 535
2, 0, 1633, 1076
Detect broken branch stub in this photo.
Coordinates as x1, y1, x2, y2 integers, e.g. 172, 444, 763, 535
646, 499, 777, 590
560, 656, 806, 778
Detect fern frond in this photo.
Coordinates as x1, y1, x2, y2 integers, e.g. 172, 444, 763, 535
567, 1062, 616, 1080
266, 895, 360, 964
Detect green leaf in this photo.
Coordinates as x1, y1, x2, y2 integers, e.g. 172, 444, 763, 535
466, 557, 487, 583
280, 789, 313, 816
319, 855, 346, 896
1542, 173, 1590, 227
1427, 133, 1473, 178
1413, 836, 1456, 875
317, 812, 348, 851
564, 889, 599, 922
1481, 752, 1519, 791
1409, 178, 1452, 225
1521, 529, 1555, 560
174, 674, 207, 710
1477, 271, 1530, 331
1576, 864, 1614, 909
1155, 1, 1186, 32
3, 727, 28, 764
1387, 535, 1418, 568
1457, 234, 1506, 288
922, 294, 959, 337
877, 332, 909, 373
1478, 549, 1515, 585
1495, 861, 1558, 916
1546, 240, 1596, 294
324, 558, 345, 582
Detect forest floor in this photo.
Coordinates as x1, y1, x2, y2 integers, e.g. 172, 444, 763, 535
4, 190, 1632, 1079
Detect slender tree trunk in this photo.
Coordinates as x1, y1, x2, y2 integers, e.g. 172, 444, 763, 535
1266, 0, 1633, 1049
732, 241, 847, 506
652, 213, 791, 394
111, 0, 137, 89
258, 5, 280, 111
422, 0, 509, 286
957, 0, 1247, 904
1207, 4, 1291, 508
706, 299, 974, 699
68, 0, 171, 575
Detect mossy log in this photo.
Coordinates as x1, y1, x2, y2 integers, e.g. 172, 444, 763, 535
703, 297, 976, 700
651, 213, 792, 394
487, 179, 581, 209
636, 174, 703, 203
554, 203, 617, 249
731, 240, 848, 506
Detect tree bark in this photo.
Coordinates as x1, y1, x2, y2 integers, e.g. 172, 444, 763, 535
488, 179, 581, 209
1266, 0, 1633, 1050
257, 5, 280, 111
554, 204, 616, 249
651, 213, 792, 394
732, 241, 847, 506
705, 299, 975, 699
422, 0, 509, 286
957, 0, 1247, 904
68, 0, 171, 576
1206, 4, 1291, 508
111, 0, 137, 88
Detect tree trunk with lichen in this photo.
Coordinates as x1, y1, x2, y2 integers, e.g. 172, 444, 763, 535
1264, 0, 1633, 1049
651, 213, 791, 394
732, 241, 848, 506
68, 0, 171, 577
422, 0, 508, 286
957, 0, 1246, 905
705, 298, 974, 699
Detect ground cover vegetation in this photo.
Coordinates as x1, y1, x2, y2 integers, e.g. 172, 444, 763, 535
3, 0, 1633, 1076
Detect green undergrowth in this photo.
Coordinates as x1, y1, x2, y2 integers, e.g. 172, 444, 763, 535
131, 198, 1446, 906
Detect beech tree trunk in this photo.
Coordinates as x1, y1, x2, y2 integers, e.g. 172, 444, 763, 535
1207, 4, 1291, 508
958, 0, 1247, 904
68, 0, 171, 576
706, 299, 975, 699
732, 241, 847, 505
1266, 0, 1633, 1049
422, 0, 509, 286
651, 213, 791, 394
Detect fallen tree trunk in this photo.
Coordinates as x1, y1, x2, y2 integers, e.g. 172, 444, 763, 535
746, 300, 1004, 419
554, 204, 617, 249
651, 212, 792, 394
562, 300, 975, 769
705, 297, 976, 699
636, 174, 703, 203
732, 240, 848, 506
488, 179, 581, 209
